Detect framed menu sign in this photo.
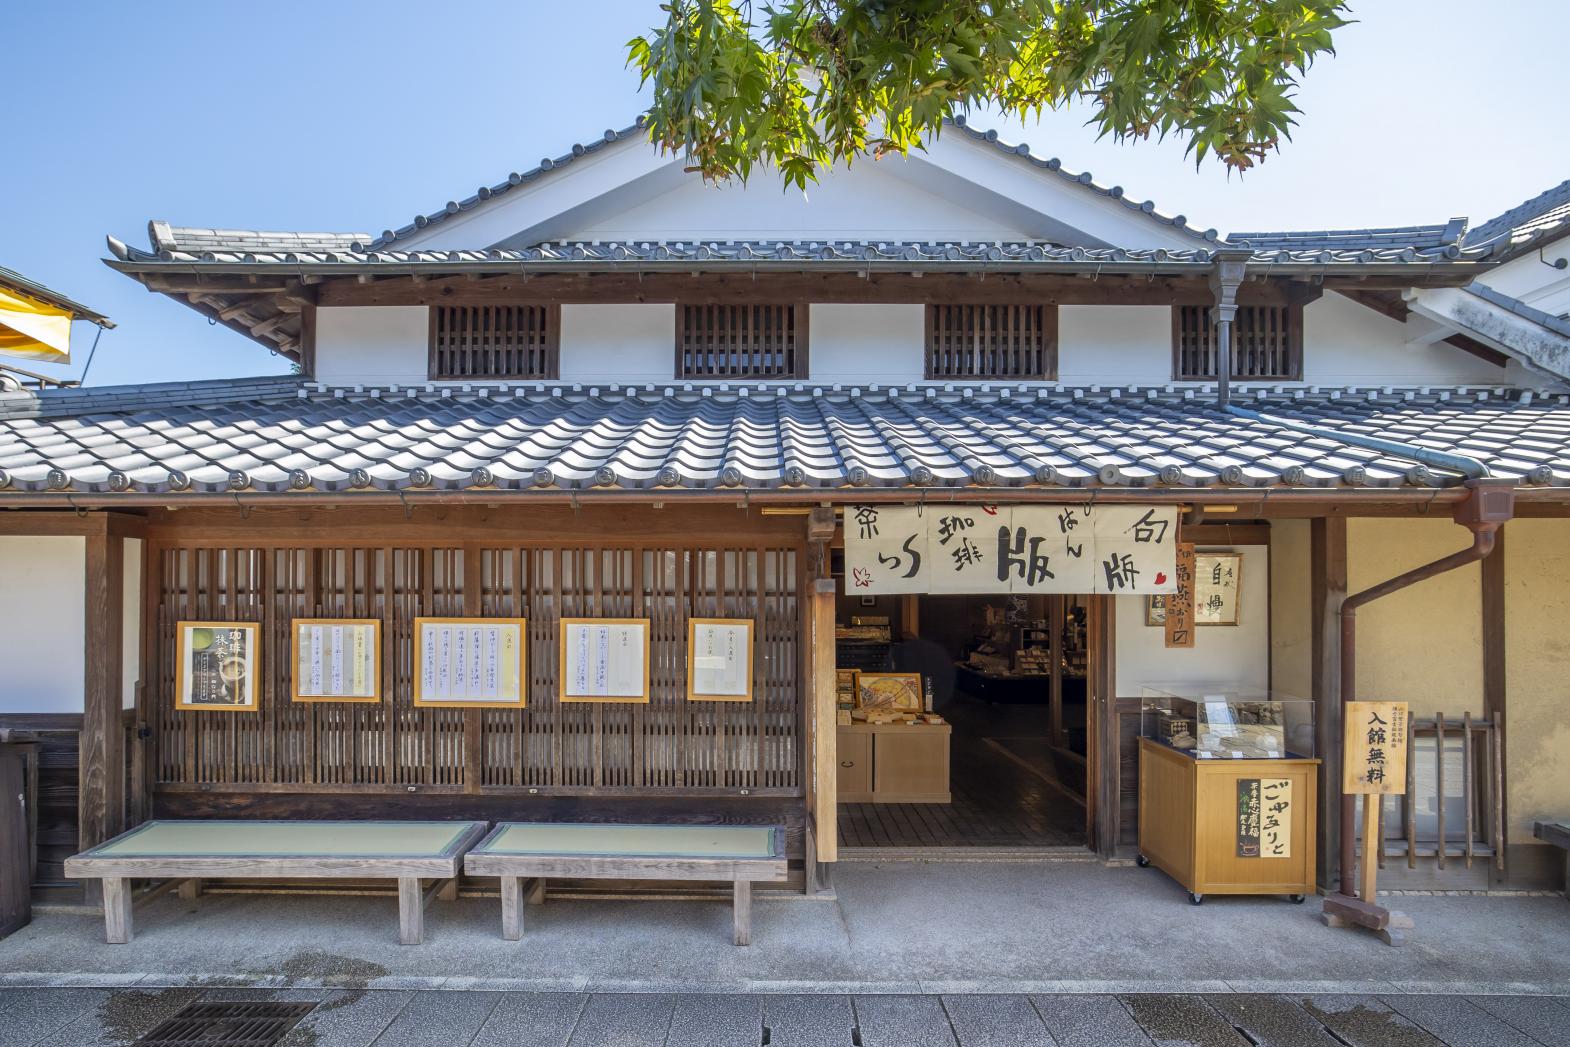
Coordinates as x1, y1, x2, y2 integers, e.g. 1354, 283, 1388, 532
175, 621, 261, 712
413, 617, 527, 708
687, 618, 754, 702
291, 619, 381, 702
560, 618, 651, 703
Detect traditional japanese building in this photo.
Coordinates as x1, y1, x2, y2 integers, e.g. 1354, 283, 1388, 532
2, 116, 1568, 914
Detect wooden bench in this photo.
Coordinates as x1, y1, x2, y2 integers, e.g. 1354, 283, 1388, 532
464, 822, 787, 945
64, 819, 488, 945
1535, 820, 1570, 895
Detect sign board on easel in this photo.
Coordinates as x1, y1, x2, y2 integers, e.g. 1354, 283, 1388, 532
1342, 700, 1410, 918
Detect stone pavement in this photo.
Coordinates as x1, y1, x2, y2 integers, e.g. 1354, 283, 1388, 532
3, 986, 1569, 1046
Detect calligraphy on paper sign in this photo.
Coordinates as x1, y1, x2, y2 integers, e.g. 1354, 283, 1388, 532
1237, 777, 1293, 858
843, 504, 1177, 595
1343, 701, 1409, 795
1164, 543, 1197, 649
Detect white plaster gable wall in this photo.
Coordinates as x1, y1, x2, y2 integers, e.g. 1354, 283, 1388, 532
1475, 234, 1570, 316
1302, 293, 1516, 386
1057, 305, 1171, 385
1115, 545, 1271, 696
315, 306, 431, 385
557, 304, 676, 384
571, 158, 1029, 242
809, 305, 925, 384
0, 536, 86, 714
386, 128, 1200, 253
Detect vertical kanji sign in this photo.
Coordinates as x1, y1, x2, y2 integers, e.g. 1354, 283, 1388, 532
1164, 541, 1197, 649
1342, 701, 1409, 795
842, 505, 930, 594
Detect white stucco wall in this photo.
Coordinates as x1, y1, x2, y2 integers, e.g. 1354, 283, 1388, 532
1301, 293, 1511, 386
123, 538, 142, 709
557, 304, 676, 383
809, 305, 925, 383
1475, 235, 1570, 316
0, 536, 86, 714
314, 306, 430, 385
1115, 544, 1271, 696
1057, 305, 1172, 384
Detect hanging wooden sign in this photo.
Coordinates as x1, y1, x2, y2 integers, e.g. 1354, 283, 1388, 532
844, 504, 1177, 596
1164, 542, 1197, 648
1342, 701, 1410, 795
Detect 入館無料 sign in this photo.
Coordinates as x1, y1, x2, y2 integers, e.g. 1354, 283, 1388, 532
843, 504, 1178, 596
1342, 701, 1409, 795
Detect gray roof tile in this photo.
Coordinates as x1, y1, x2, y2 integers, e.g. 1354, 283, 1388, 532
1464, 179, 1570, 260
2, 380, 1567, 496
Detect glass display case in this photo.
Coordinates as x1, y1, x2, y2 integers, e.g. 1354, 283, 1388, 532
1140, 687, 1314, 760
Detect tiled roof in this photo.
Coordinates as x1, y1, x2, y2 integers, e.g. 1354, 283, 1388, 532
0, 265, 113, 328
1227, 219, 1467, 254
147, 222, 370, 257
107, 235, 1486, 271
1465, 179, 1570, 261
1, 380, 1565, 497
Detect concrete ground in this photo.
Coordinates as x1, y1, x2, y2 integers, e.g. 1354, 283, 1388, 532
5, 986, 1570, 1046
2, 863, 1567, 997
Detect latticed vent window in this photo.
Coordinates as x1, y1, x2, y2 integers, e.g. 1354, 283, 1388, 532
925, 304, 1058, 379
1173, 304, 1302, 381
429, 304, 559, 380
676, 303, 805, 378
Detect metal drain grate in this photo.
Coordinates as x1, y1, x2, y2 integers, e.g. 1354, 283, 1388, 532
136, 1002, 317, 1046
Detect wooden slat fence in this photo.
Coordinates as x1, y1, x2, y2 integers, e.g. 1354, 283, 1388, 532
429, 304, 559, 379
1371, 713, 1505, 872
1173, 304, 1301, 380
676, 304, 804, 378
149, 543, 800, 797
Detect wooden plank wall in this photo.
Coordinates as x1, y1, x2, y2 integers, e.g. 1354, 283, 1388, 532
147, 537, 802, 804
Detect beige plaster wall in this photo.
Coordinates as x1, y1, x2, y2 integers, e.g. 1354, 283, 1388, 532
1347, 518, 1483, 716
1270, 519, 1313, 700
1504, 519, 1570, 840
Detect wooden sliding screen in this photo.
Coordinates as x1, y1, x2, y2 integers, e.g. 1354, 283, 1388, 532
429, 304, 560, 380
148, 541, 800, 797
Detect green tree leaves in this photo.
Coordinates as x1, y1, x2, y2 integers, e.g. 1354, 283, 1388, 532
628, 0, 1349, 188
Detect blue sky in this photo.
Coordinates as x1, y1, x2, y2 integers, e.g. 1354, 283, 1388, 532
4, 1, 1567, 387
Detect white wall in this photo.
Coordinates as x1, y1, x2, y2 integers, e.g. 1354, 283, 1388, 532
123, 538, 142, 709
1475, 236, 1570, 316
1115, 544, 1271, 696
315, 306, 430, 385
1302, 293, 1511, 386
558, 304, 675, 383
1058, 305, 1171, 384
810, 305, 925, 383
0, 537, 86, 714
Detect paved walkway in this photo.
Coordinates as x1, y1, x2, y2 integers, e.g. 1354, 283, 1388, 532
4, 987, 1569, 1046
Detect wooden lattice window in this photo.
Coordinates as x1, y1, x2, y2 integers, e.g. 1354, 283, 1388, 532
925, 304, 1058, 379
676, 303, 805, 378
1173, 304, 1302, 381
429, 304, 559, 380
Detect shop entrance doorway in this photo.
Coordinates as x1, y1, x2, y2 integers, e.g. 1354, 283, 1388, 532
835, 592, 1096, 853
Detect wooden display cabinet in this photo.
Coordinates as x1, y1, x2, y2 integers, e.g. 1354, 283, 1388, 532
836, 723, 951, 804
1137, 737, 1318, 905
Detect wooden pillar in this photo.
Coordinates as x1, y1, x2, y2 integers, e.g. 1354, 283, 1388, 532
806, 507, 838, 866
80, 529, 125, 861
462, 544, 483, 795
1311, 516, 1348, 893
1482, 525, 1507, 881
1089, 594, 1119, 856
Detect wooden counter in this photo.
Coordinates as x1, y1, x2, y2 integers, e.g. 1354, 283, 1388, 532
1137, 737, 1318, 904
837, 722, 951, 804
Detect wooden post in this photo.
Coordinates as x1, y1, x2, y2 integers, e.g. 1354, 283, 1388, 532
733, 880, 753, 946
81, 529, 126, 903
101, 876, 132, 944
1048, 596, 1064, 748
397, 877, 424, 945
1360, 799, 1381, 902
1089, 595, 1119, 856
806, 507, 838, 866
1311, 517, 1347, 893
500, 875, 523, 940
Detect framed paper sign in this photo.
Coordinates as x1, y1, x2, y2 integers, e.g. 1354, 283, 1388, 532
560, 618, 651, 703
413, 617, 527, 709
856, 672, 924, 713
291, 619, 381, 702
176, 621, 261, 712
687, 618, 754, 702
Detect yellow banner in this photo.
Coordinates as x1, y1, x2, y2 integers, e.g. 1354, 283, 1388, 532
0, 287, 73, 362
